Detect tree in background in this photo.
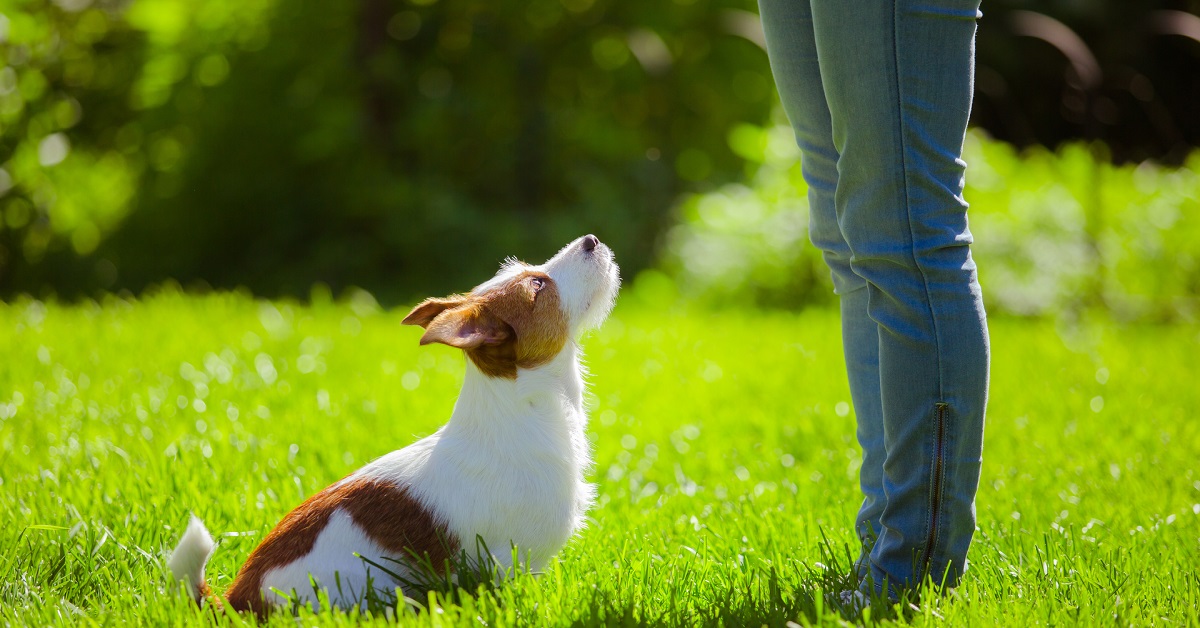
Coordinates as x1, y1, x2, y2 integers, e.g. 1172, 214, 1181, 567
0, 0, 773, 300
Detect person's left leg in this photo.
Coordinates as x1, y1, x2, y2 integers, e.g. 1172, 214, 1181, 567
808, 0, 990, 597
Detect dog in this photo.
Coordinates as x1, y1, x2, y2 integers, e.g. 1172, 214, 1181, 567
167, 235, 619, 616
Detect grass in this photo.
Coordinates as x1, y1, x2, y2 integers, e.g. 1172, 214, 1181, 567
1, 287, 1198, 626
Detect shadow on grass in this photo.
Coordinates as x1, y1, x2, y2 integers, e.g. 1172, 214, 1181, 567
561, 533, 916, 627
391, 531, 916, 627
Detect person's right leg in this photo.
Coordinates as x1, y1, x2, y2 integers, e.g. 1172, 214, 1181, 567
758, 0, 887, 581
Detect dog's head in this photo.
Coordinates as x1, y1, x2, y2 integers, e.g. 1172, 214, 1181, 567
402, 235, 620, 378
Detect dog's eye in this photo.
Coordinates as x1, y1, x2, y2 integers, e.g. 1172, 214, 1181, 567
529, 276, 546, 292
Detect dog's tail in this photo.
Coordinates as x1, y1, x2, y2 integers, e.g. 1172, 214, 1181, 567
167, 515, 219, 606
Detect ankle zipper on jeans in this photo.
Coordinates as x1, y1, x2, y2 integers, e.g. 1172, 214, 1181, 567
922, 402, 949, 574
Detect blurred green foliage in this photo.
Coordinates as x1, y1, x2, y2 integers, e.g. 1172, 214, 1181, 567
0, 0, 774, 300
663, 121, 1200, 322
2, 0, 1199, 315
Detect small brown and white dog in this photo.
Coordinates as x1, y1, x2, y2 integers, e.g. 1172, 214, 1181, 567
167, 235, 619, 615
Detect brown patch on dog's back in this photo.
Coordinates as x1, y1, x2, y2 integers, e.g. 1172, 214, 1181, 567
223, 478, 458, 617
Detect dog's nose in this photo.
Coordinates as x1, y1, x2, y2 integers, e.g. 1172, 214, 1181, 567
581, 234, 599, 252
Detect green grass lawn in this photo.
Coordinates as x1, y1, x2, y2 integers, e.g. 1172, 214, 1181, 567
1, 289, 1198, 626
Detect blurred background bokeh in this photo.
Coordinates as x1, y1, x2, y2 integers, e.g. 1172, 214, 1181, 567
1, 0, 1198, 319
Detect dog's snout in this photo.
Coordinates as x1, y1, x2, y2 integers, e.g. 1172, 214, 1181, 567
581, 234, 599, 253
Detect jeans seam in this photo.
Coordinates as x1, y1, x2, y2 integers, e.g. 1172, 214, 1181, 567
889, 3, 945, 401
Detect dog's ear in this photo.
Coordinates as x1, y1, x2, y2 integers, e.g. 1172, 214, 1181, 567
419, 305, 513, 349
402, 296, 469, 328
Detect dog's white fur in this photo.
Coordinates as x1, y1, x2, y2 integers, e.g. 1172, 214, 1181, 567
168, 235, 619, 612
166, 516, 215, 594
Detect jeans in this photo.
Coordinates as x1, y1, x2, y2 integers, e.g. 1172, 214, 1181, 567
758, 0, 990, 597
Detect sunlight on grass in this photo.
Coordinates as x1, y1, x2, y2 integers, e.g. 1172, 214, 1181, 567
1, 290, 1198, 625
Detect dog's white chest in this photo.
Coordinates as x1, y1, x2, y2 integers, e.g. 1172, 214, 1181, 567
356, 380, 593, 573
425, 429, 590, 570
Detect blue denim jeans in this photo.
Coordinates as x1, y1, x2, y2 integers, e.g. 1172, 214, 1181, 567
758, 0, 990, 598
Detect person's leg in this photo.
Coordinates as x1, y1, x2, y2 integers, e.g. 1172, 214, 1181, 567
838, 287, 887, 580
758, 0, 887, 579
808, 0, 990, 596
